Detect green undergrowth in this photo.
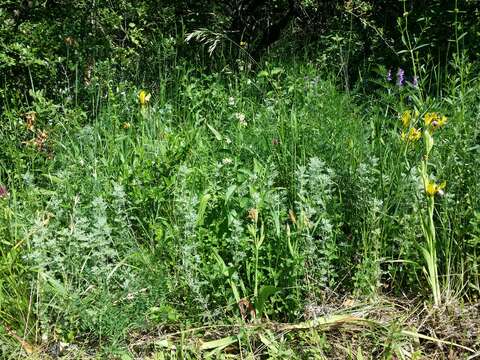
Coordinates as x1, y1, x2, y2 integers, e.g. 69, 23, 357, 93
0, 61, 479, 358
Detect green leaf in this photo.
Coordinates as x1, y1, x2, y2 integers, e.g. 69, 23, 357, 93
255, 285, 279, 318
257, 70, 269, 78
206, 123, 222, 141
270, 67, 284, 76
225, 185, 236, 204
196, 193, 211, 226
200, 335, 237, 350
213, 250, 228, 277
424, 130, 434, 156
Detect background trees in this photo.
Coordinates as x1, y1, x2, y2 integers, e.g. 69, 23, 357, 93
1, 0, 479, 105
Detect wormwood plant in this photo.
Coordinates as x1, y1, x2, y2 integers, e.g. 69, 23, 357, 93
350, 158, 384, 296
295, 157, 339, 291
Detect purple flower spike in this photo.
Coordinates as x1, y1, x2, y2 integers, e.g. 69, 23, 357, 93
0, 185, 8, 199
397, 68, 405, 86
387, 68, 392, 82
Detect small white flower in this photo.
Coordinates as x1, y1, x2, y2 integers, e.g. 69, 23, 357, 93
222, 158, 233, 165
228, 96, 235, 106
225, 137, 232, 144
235, 112, 247, 126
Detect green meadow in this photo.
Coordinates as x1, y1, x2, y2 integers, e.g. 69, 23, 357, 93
0, 1, 479, 358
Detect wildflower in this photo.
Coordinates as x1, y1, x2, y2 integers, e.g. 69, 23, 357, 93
138, 90, 151, 106
386, 68, 392, 82
397, 68, 405, 86
84, 63, 93, 86
424, 112, 447, 130
302, 212, 313, 229
225, 137, 232, 145
25, 130, 48, 150
401, 127, 422, 142
222, 158, 232, 165
0, 185, 8, 199
25, 111, 36, 131
247, 208, 258, 222
401, 110, 412, 127
122, 122, 131, 129
235, 112, 247, 126
240, 41, 247, 48
228, 97, 235, 106
432, 115, 447, 130
425, 180, 446, 197
424, 112, 437, 126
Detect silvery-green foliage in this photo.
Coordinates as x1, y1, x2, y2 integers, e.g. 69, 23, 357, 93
171, 165, 210, 317
297, 157, 335, 218
350, 158, 384, 294
25, 171, 138, 337
28, 186, 133, 287
226, 217, 248, 267
295, 157, 339, 288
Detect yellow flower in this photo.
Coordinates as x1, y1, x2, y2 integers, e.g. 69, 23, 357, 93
424, 112, 447, 130
432, 115, 447, 129
138, 90, 151, 106
401, 127, 422, 142
424, 112, 437, 126
122, 122, 131, 129
425, 180, 446, 197
401, 110, 412, 127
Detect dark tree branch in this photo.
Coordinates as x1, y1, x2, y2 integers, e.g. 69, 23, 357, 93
227, 0, 298, 59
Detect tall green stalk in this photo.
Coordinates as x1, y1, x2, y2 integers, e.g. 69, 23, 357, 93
420, 143, 441, 306
418, 119, 447, 306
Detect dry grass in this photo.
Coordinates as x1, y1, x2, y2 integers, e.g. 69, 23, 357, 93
8, 296, 478, 359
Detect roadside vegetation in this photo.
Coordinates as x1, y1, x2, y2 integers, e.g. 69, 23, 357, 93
0, 1, 479, 358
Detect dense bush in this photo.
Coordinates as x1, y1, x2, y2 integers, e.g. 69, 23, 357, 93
1, 0, 479, 104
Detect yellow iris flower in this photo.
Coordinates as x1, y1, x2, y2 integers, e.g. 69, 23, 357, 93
401, 110, 412, 127
401, 127, 422, 142
425, 180, 446, 196
138, 90, 151, 106
424, 112, 435, 126
433, 115, 448, 129
424, 112, 447, 129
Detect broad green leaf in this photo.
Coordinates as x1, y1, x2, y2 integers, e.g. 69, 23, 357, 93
206, 123, 222, 141
258, 70, 269, 78
196, 193, 211, 226
200, 335, 237, 350
255, 285, 279, 318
